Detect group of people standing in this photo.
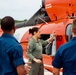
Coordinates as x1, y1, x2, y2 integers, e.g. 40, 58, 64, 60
0, 16, 76, 75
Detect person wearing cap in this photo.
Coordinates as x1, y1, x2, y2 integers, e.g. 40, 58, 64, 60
0, 16, 30, 75
52, 19, 76, 75
26, 27, 55, 75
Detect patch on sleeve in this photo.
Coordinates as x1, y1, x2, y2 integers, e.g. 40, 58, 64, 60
26, 45, 30, 50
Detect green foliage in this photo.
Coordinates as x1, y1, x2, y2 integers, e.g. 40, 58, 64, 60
0, 19, 27, 24
0, 19, 2, 23
15, 19, 27, 23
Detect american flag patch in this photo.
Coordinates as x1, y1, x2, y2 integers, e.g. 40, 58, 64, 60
26, 45, 30, 50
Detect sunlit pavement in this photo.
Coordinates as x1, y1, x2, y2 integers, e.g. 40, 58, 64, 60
44, 69, 62, 75
44, 69, 53, 75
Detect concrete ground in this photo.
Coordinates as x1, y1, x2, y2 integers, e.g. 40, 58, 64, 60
44, 69, 62, 75
44, 69, 53, 75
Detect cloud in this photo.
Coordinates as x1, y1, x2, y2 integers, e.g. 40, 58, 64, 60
0, 0, 42, 20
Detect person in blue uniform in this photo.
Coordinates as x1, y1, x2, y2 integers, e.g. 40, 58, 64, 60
52, 19, 76, 75
0, 41, 4, 75
0, 16, 30, 75
26, 27, 55, 75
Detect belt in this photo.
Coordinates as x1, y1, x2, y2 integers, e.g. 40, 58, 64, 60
39, 58, 42, 60
32, 58, 43, 63
36, 58, 42, 60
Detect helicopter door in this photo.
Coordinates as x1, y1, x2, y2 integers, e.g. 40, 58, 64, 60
50, 36, 56, 56
45, 35, 56, 56
40, 34, 50, 54
40, 34, 56, 55
65, 24, 72, 41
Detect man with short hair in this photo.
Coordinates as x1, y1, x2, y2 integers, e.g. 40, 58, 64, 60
0, 16, 29, 75
52, 19, 76, 75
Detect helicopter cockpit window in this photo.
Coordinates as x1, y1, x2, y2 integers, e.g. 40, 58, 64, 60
65, 24, 72, 41
40, 34, 52, 55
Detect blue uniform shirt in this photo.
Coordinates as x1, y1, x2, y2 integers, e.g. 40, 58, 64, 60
0, 33, 25, 75
52, 37, 76, 75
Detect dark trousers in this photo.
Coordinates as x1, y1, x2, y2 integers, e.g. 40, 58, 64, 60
29, 62, 44, 75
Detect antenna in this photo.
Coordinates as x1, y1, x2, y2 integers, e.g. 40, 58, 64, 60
38, 17, 48, 24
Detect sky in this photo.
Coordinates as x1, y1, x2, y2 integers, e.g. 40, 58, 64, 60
0, 0, 42, 20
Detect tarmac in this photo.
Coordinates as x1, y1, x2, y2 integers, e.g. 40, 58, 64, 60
44, 69, 53, 75
44, 69, 62, 75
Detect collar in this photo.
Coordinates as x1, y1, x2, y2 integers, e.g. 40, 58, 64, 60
32, 37, 39, 43
71, 37, 76, 40
1, 33, 18, 42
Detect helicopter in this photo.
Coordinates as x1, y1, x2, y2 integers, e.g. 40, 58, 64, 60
0, 0, 76, 73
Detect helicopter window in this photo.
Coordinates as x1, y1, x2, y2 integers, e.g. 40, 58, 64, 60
40, 34, 50, 40
65, 23, 72, 41
40, 34, 52, 55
